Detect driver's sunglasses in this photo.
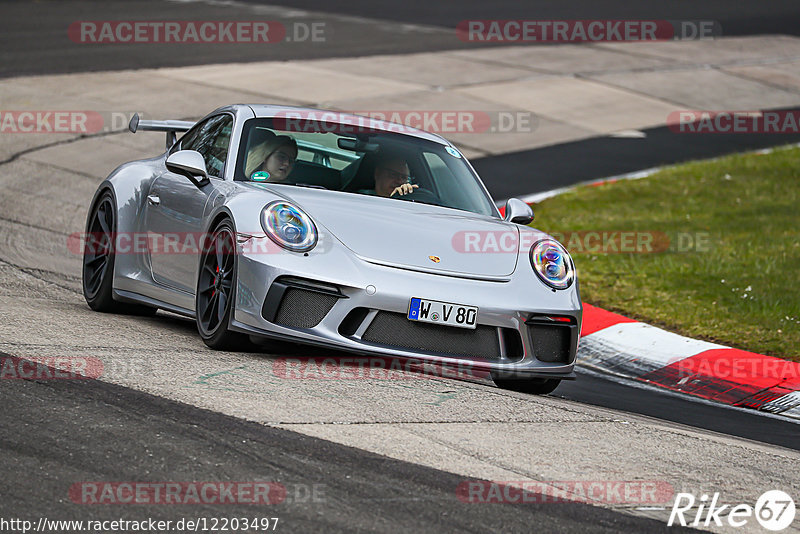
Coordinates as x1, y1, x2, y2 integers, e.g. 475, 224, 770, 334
379, 167, 412, 182
273, 151, 296, 166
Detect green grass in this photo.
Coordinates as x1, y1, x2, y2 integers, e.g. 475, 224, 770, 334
531, 145, 800, 361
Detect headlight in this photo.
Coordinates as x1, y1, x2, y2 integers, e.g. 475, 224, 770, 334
530, 239, 574, 290
260, 201, 318, 252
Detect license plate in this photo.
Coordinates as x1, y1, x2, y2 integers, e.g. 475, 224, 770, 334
407, 297, 478, 329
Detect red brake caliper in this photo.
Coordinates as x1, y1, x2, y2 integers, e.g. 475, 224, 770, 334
212, 264, 219, 296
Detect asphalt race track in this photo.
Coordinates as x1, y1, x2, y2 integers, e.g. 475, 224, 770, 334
3, 0, 800, 76
472, 123, 800, 201
1, 360, 697, 533
556, 371, 800, 451
0, 0, 473, 78
252, 0, 800, 39
1, 1, 799, 533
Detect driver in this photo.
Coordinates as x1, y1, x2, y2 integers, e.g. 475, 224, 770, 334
360, 154, 419, 198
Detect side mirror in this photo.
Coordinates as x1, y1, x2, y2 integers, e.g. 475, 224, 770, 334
166, 150, 210, 187
504, 198, 534, 225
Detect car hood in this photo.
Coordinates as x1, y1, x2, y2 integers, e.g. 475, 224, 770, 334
255, 185, 519, 278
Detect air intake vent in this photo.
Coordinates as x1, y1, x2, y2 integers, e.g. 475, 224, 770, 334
262, 277, 343, 329
526, 323, 572, 363
273, 287, 338, 328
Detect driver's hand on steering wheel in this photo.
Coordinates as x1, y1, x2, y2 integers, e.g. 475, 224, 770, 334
390, 183, 419, 197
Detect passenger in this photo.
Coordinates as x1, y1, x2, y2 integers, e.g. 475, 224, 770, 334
360, 154, 418, 198
245, 134, 298, 182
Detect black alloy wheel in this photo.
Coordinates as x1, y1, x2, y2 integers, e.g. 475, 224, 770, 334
82, 192, 155, 315
195, 220, 249, 350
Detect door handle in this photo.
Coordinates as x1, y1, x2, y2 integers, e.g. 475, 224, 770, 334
147, 195, 161, 206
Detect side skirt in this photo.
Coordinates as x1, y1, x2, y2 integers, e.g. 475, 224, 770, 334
113, 289, 195, 318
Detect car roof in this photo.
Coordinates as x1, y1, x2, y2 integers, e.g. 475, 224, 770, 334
234, 104, 450, 145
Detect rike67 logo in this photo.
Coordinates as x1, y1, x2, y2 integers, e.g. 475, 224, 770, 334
668, 490, 795, 531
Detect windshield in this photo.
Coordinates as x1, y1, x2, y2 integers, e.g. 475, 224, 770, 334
234, 117, 498, 217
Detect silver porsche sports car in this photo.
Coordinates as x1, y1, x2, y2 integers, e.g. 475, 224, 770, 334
82, 104, 581, 393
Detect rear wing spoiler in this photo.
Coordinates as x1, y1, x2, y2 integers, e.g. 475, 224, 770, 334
128, 113, 195, 148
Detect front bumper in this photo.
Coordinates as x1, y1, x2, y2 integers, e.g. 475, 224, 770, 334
231, 237, 581, 379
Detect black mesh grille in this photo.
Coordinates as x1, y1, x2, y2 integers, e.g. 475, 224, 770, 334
527, 323, 571, 363
361, 312, 502, 360
273, 288, 338, 328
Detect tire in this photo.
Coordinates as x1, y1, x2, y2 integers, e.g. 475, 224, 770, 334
82, 192, 156, 316
492, 373, 562, 395
195, 219, 250, 350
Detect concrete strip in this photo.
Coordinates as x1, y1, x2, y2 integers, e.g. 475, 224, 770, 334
721, 60, 800, 93
155, 62, 428, 105
22, 133, 166, 180
303, 52, 536, 87
445, 43, 678, 74
590, 68, 800, 110
456, 76, 678, 134
594, 35, 800, 65
0, 159, 101, 238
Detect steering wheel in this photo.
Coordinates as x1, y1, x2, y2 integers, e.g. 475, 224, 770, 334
399, 187, 443, 206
